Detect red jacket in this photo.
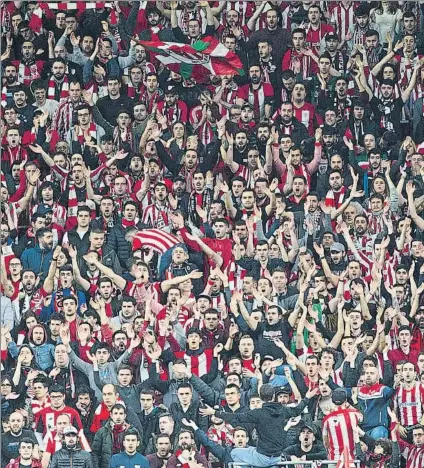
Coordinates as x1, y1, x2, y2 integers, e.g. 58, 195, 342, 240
6, 457, 42, 468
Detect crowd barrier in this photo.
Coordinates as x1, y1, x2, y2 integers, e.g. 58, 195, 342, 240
228, 461, 360, 468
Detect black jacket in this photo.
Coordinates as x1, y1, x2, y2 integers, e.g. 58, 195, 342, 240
92, 421, 141, 468
282, 441, 327, 460
274, 117, 309, 147
155, 139, 221, 177
169, 400, 209, 434
50, 447, 93, 468
67, 227, 91, 255
216, 400, 310, 457
106, 218, 146, 271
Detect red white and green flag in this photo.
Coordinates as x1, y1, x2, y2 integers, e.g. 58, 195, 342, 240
139, 36, 245, 83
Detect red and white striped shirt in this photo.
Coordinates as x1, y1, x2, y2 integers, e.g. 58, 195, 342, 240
330, 3, 356, 41
174, 349, 214, 377
322, 407, 361, 461
395, 383, 424, 427
31, 396, 51, 417
237, 82, 274, 121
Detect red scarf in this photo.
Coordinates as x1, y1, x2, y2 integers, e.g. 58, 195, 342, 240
77, 122, 97, 144
48, 75, 69, 100
122, 218, 136, 229
127, 81, 142, 99
325, 186, 346, 208
65, 184, 79, 231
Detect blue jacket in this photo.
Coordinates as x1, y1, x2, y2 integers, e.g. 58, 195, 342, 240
347, 384, 395, 431
109, 452, 149, 468
20, 245, 53, 280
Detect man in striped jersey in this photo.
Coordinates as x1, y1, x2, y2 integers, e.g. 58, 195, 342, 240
394, 361, 424, 439
322, 388, 361, 463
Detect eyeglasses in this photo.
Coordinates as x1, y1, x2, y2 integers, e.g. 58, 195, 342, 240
1, 383, 12, 387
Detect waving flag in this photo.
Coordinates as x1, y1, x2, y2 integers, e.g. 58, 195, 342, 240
132, 229, 180, 254
139, 36, 245, 82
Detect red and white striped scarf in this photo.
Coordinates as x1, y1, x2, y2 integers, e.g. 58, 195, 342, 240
1, 86, 9, 107
47, 75, 69, 101
226, 260, 247, 293
141, 203, 171, 230
77, 122, 97, 144
5, 146, 28, 166
325, 186, 346, 208
140, 89, 160, 113
198, 121, 215, 147
127, 81, 142, 99
17, 62, 41, 86
65, 184, 79, 230
289, 50, 313, 81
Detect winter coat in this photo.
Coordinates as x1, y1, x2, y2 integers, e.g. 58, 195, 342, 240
50, 447, 93, 468
92, 422, 140, 468
106, 219, 146, 270
20, 245, 53, 281
66, 227, 91, 254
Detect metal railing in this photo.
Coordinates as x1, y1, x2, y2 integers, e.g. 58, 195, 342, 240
229, 461, 360, 468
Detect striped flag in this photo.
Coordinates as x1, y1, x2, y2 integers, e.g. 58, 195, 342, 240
39, 2, 113, 10
132, 229, 180, 254
139, 36, 245, 83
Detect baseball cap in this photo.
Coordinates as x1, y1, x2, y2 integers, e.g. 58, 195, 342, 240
330, 242, 345, 253
36, 204, 53, 216
63, 426, 78, 436
275, 386, 292, 396
164, 85, 177, 95
352, 97, 367, 109
325, 33, 338, 41
331, 388, 348, 405
300, 422, 317, 435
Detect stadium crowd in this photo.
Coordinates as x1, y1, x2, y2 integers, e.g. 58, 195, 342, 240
3, 0, 424, 467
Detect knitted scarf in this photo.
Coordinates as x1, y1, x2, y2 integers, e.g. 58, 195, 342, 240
66, 184, 79, 230
122, 218, 136, 229
54, 285, 77, 313
113, 125, 133, 150
111, 423, 128, 453
77, 122, 97, 144
325, 186, 346, 208
47, 75, 69, 101
5, 146, 28, 166
127, 81, 143, 99
188, 189, 212, 225
18, 61, 41, 85
140, 88, 160, 113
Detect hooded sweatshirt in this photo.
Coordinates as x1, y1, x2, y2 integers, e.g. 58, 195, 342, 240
216, 400, 310, 457
28, 324, 55, 371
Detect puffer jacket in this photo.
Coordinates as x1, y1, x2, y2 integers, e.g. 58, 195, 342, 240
50, 447, 93, 468
92, 421, 141, 468
106, 218, 147, 271
28, 324, 55, 371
